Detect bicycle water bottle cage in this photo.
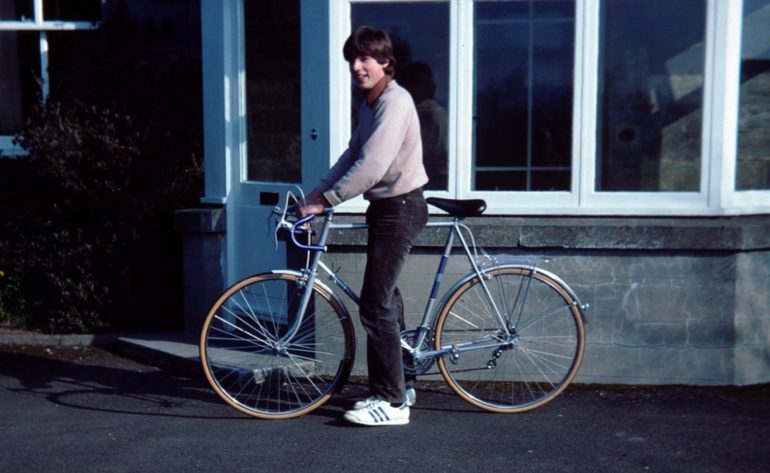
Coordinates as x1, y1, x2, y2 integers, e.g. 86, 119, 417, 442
426, 197, 487, 218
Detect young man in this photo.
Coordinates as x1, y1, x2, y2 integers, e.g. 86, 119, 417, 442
297, 26, 428, 426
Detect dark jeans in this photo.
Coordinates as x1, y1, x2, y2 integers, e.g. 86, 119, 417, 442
360, 188, 428, 404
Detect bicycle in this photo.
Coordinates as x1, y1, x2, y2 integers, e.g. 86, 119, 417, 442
199, 191, 587, 419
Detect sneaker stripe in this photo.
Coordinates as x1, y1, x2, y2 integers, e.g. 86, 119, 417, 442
368, 410, 381, 423
377, 406, 390, 422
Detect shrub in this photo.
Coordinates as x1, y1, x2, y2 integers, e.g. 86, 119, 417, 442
0, 270, 27, 328
1, 98, 201, 333
0, 3, 203, 333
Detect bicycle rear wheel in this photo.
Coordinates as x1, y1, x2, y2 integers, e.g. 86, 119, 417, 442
200, 272, 355, 419
434, 266, 585, 413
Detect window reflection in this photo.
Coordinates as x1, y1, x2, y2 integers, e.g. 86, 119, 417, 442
597, 0, 705, 192
736, 0, 770, 191
351, 2, 450, 191
473, 0, 574, 191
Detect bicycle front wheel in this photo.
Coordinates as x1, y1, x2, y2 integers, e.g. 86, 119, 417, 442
434, 266, 585, 413
200, 272, 355, 419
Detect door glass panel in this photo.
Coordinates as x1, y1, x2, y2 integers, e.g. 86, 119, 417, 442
351, 2, 450, 191
244, 0, 301, 183
596, 0, 705, 192
473, 0, 574, 191
736, 0, 770, 191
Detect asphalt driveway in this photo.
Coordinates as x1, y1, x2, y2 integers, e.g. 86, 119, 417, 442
1, 344, 768, 473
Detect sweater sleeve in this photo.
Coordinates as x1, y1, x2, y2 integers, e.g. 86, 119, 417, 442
322, 91, 412, 205
314, 127, 361, 194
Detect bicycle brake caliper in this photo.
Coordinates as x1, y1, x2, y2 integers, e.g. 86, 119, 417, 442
297, 269, 312, 288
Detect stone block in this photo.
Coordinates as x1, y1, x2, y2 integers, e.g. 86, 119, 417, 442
175, 208, 227, 333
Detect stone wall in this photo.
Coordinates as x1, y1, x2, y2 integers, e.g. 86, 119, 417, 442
734, 250, 770, 384
320, 214, 770, 386
174, 207, 226, 335
176, 210, 770, 386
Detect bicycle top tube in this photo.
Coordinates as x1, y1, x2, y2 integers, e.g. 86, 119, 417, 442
285, 197, 487, 252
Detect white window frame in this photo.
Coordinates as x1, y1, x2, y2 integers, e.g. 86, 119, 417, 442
0, 0, 99, 156
328, 0, 767, 216
717, 0, 770, 214
578, 0, 713, 215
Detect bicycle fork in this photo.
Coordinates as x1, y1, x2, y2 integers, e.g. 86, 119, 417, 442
277, 213, 336, 346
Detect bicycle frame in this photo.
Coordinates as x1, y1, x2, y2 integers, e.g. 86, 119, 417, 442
202, 198, 588, 418
280, 208, 511, 361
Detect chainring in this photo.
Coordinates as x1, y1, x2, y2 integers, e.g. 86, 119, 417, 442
401, 329, 435, 375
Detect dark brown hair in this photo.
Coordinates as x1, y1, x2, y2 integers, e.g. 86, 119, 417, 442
343, 26, 396, 76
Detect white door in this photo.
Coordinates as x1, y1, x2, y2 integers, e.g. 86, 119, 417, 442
227, 0, 330, 283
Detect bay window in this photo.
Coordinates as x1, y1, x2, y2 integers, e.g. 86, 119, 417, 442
334, 0, 769, 216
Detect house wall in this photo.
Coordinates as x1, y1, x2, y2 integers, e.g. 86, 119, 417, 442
185, 0, 770, 387
174, 208, 226, 334
175, 210, 770, 389
735, 250, 770, 384
309, 214, 770, 386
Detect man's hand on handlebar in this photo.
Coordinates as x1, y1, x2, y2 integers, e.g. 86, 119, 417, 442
295, 190, 331, 218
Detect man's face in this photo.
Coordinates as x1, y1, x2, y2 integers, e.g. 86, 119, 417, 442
349, 55, 388, 90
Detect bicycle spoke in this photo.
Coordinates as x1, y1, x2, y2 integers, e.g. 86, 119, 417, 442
200, 273, 354, 419
516, 302, 575, 334
435, 267, 585, 413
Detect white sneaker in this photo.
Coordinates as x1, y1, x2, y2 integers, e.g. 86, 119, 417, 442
344, 399, 410, 426
353, 386, 416, 410
352, 396, 379, 410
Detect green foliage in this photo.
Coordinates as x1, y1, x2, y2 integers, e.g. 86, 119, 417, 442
2, 98, 201, 333
0, 270, 27, 328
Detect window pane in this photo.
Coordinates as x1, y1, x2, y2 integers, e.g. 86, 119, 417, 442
473, 0, 574, 191
43, 0, 101, 21
597, 0, 705, 192
0, 1, 100, 21
736, 0, 770, 191
244, 0, 301, 183
351, 2, 450, 191
0, 31, 39, 135
0, 1, 31, 20
1, 3, 24, 136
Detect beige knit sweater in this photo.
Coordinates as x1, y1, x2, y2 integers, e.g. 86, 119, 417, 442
318, 80, 429, 206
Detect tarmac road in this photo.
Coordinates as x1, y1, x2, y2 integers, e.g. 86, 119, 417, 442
1, 343, 768, 473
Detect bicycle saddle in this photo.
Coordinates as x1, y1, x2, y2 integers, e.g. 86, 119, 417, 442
426, 197, 487, 217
